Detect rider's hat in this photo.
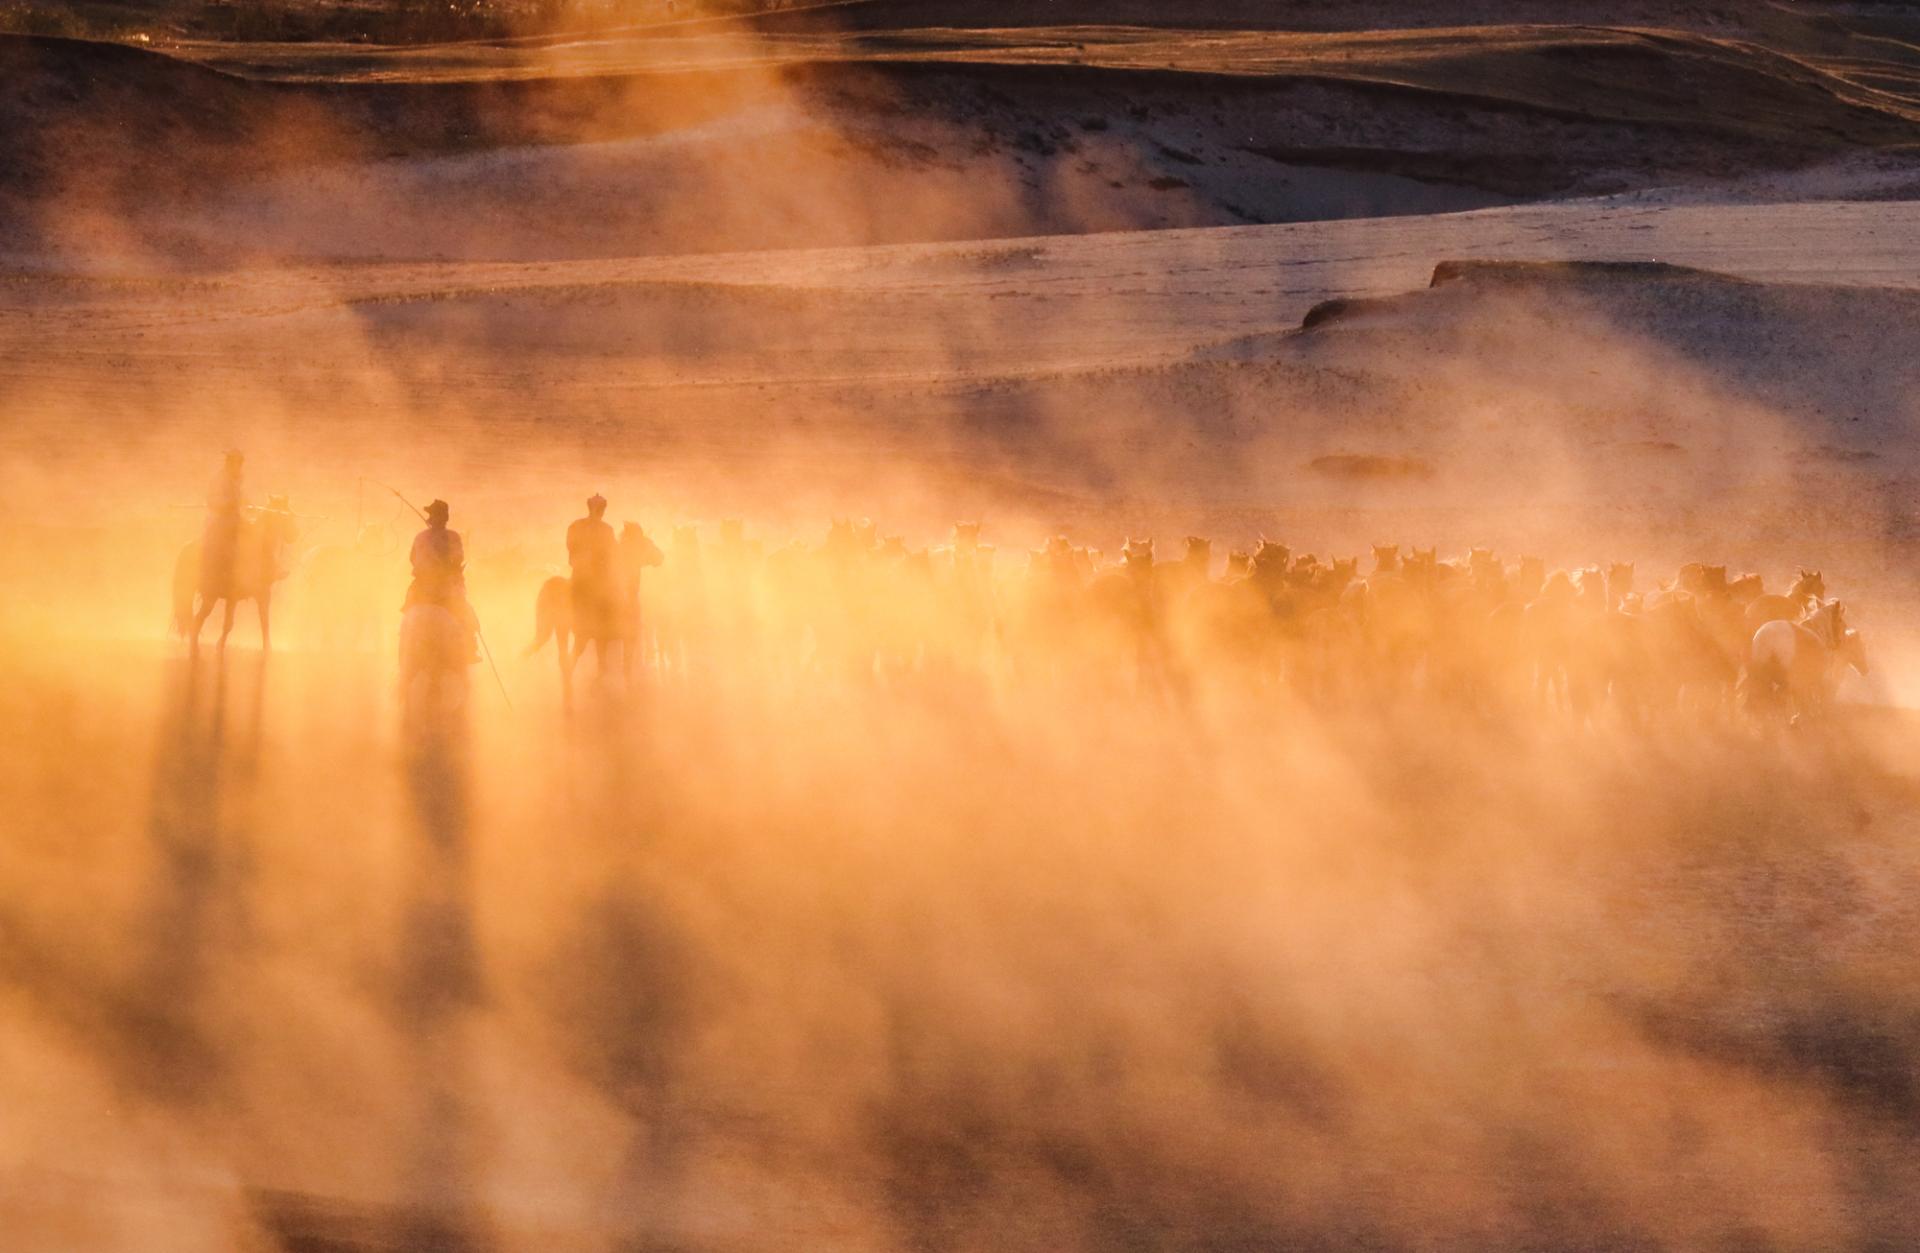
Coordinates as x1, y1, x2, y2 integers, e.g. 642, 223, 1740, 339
426, 499, 450, 520
588, 493, 608, 511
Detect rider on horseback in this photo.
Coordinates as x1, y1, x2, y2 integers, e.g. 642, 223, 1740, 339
201, 449, 247, 592
405, 499, 479, 662
567, 494, 619, 643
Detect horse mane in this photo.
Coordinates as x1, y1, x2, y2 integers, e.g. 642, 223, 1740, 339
1802, 597, 1844, 645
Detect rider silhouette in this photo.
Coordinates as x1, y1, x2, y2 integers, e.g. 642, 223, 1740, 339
201, 449, 246, 592
566, 494, 618, 643
405, 499, 479, 660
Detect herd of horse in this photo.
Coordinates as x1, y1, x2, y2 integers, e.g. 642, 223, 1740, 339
169, 512, 1869, 722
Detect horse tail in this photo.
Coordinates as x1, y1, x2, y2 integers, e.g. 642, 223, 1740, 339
171, 543, 199, 636
528, 576, 567, 655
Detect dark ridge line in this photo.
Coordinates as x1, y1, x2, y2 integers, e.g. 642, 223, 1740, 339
1426, 258, 1750, 287
1293, 260, 1753, 333
9, 27, 1914, 152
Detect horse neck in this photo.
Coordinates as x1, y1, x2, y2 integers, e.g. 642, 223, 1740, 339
1804, 606, 1840, 649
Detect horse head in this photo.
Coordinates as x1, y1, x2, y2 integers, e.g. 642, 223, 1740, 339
1253, 540, 1291, 581
1606, 560, 1635, 605
1571, 567, 1613, 611
1371, 544, 1399, 574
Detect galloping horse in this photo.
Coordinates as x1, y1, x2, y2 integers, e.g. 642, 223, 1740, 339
1743, 598, 1867, 721
172, 507, 298, 652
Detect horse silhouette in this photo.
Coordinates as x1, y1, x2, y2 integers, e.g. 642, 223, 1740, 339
172, 508, 298, 652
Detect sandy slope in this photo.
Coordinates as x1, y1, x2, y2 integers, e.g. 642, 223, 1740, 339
6, 193, 1920, 565
9, 4, 1920, 259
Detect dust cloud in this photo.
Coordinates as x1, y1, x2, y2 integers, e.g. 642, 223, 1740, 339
6, 308, 1920, 1248
4, 7, 1920, 1251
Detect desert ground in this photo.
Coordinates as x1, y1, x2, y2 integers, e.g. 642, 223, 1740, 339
6, 2, 1920, 1249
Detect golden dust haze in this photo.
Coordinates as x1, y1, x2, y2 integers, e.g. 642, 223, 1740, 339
3, 5, 1920, 1251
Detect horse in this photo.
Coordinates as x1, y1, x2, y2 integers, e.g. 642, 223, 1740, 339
172, 507, 298, 652
1743, 598, 1866, 723
528, 575, 600, 708
529, 527, 663, 707
1743, 569, 1826, 637
1090, 539, 1178, 693
399, 604, 473, 710
1604, 561, 1635, 612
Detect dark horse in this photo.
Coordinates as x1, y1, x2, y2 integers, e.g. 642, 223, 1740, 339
528, 525, 665, 708
172, 509, 298, 652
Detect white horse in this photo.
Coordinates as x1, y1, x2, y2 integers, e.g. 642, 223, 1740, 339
1744, 598, 1866, 722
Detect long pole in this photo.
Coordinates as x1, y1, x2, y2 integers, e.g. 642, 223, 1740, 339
475, 620, 514, 713
384, 483, 514, 711
382, 482, 426, 522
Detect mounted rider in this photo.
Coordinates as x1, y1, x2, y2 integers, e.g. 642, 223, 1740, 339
566, 494, 619, 641
201, 449, 247, 592
405, 499, 479, 660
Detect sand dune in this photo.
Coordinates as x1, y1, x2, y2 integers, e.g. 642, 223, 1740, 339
9, 2, 1920, 259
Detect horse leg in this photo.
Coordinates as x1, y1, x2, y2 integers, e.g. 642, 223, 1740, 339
258, 593, 272, 653
190, 596, 214, 652
559, 630, 575, 711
